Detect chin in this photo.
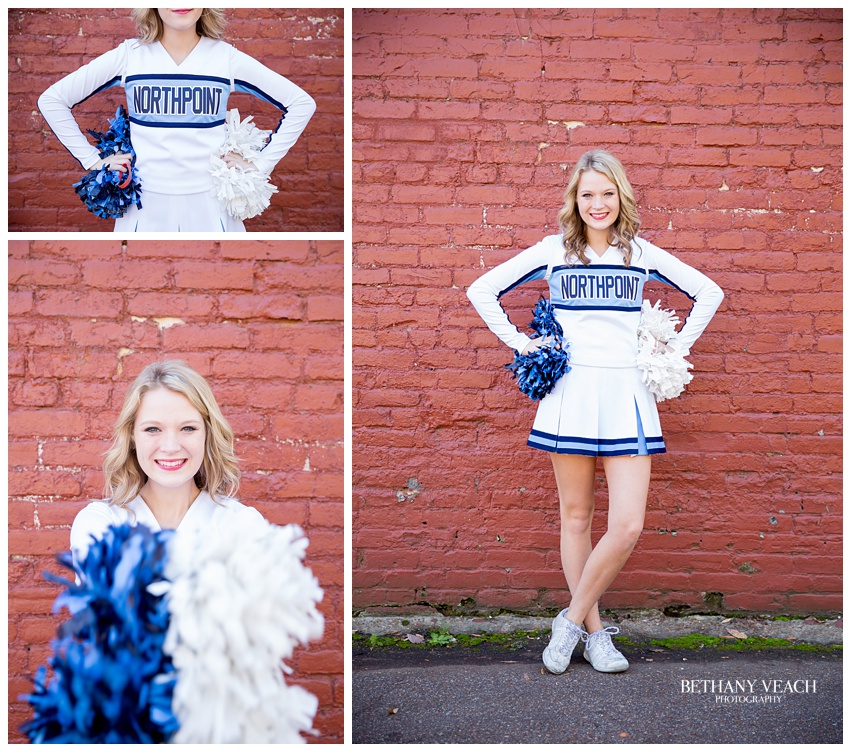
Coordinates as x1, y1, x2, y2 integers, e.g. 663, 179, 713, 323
145, 468, 202, 491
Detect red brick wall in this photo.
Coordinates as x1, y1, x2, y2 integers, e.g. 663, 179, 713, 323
352, 9, 842, 615
8, 240, 344, 742
9, 8, 343, 231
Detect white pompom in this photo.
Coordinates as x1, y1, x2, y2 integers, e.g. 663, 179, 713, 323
637, 300, 694, 402
210, 109, 279, 221
164, 507, 324, 744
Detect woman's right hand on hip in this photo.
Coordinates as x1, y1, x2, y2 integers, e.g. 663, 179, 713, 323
93, 153, 133, 172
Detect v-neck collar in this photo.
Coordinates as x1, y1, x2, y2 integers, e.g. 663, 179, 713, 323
156, 35, 205, 68
588, 244, 614, 261
131, 490, 208, 531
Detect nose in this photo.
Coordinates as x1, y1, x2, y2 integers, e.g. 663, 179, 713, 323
159, 430, 181, 453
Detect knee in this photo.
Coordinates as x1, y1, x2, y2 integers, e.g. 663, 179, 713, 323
560, 506, 593, 536
608, 519, 644, 548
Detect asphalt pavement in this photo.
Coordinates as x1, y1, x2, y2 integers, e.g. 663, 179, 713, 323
353, 629, 842, 744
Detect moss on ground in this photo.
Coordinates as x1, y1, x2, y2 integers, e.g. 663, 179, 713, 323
644, 633, 841, 653
354, 628, 544, 650
354, 629, 840, 653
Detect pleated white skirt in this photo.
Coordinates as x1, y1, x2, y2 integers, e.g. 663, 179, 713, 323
113, 190, 245, 232
528, 363, 665, 456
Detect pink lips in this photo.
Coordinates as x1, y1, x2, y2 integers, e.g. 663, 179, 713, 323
155, 459, 188, 471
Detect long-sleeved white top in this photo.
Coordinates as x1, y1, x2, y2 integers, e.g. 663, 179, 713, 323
38, 37, 316, 194
70, 490, 264, 562
466, 234, 723, 368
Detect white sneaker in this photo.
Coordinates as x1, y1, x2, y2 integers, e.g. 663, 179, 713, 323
542, 609, 588, 674
583, 626, 629, 672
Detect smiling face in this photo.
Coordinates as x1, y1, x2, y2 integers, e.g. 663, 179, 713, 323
576, 169, 621, 245
133, 387, 206, 496
157, 8, 204, 33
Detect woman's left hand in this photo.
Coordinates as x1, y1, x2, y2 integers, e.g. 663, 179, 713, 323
222, 152, 257, 171
521, 336, 554, 356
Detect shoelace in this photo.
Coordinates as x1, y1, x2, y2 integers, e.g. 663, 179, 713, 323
556, 619, 589, 656
588, 626, 621, 657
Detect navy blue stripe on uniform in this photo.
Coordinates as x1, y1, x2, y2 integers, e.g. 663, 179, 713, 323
234, 78, 286, 110
553, 264, 648, 274
529, 430, 664, 445
527, 428, 665, 456
233, 79, 290, 150
551, 303, 642, 312
72, 76, 121, 108
496, 265, 547, 298
649, 269, 696, 301
262, 111, 289, 147
126, 73, 231, 85
527, 441, 666, 456
648, 268, 697, 330
128, 117, 225, 128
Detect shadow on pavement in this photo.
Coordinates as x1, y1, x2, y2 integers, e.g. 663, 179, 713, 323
353, 638, 842, 744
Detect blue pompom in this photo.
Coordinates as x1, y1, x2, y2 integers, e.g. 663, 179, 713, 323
505, 298, 571, 400
20, 524, 178, 743
73, 106, 143, 219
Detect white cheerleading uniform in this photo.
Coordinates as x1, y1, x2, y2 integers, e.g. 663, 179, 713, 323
70, 490, 264, 562
38, 37, 316, 232
467, 234, 723, 456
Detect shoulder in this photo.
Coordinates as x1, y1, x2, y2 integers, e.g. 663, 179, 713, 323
118, 38, 144, 54
631, 236, 667, 264
70, 500, 128, 558
193, 37, 232, 52
199, 496, 268, 539
633, 235, 663, 250
199, 492, 265, 524
72, 500, 127, 526
226, 44, 270, 76
214, 496, 266, 524
114, 38, 145, 63
198, 39, 244, 66
207, 38, 237, 57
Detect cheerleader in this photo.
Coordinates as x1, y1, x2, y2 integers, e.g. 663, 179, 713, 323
38, 8, 316, 232
467, 150, 723, 674
35, 359, 324, 744
71, 360, 263, 559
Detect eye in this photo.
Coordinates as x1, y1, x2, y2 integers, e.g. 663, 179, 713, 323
144, 427, 160, 433
181, 426, 198, 432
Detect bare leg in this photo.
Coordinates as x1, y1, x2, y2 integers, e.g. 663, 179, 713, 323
551, 453, 604, 634
563, 454, 651, 628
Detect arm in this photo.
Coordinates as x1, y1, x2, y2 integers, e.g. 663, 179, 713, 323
37, 42, 129, 170
643, 241, 724, 354
229, 46, 317, 175
466, 238, 555, 354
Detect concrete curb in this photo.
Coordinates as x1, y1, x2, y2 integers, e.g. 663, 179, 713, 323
353, 609, 843, 646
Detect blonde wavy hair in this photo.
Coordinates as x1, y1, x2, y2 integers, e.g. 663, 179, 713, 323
102, 360, 240, 507
557, 150, 641, 267
131, 8, 227, 43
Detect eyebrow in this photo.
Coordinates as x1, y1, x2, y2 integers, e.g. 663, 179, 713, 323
137, 418, 204, 426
